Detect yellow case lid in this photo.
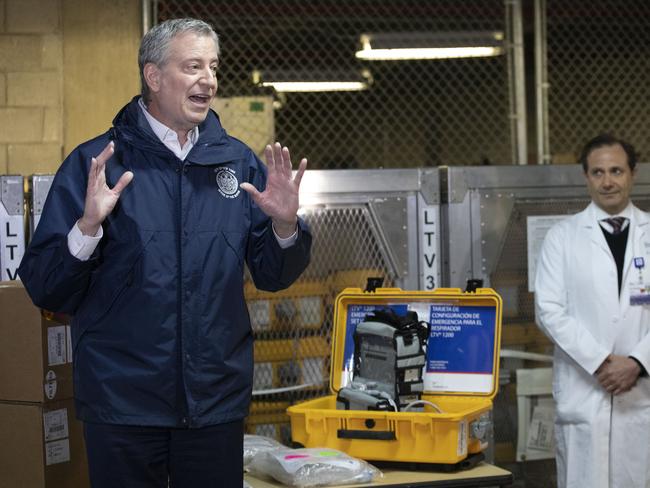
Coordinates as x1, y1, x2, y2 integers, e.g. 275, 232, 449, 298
330, 287, 503, 400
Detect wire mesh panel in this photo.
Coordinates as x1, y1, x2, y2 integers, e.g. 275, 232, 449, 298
247, 205, 396, 444
489, 198, 583, 479
154, 0, 513, 168
545, 0, 650, 163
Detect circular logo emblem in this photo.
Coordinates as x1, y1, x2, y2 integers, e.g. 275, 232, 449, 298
215, 168, 240, 198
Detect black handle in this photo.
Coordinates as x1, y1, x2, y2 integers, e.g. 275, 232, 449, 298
337, 429, 396, 441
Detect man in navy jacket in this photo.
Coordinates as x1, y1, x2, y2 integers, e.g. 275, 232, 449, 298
18, 18, 311, 487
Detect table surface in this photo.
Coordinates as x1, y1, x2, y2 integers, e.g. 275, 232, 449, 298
245, 462, 514, 488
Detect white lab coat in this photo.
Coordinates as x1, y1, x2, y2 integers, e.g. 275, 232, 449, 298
535, 202, 650, 488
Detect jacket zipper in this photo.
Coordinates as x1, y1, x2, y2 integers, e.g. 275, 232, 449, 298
177, 160, 191, 427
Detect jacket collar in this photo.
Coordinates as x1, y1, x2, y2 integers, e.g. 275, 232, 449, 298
111, 96, 245, 165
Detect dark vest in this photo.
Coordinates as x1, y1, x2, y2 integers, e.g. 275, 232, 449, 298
601, 224, 629, 294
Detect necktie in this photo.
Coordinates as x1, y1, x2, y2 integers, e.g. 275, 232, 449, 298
603, 216, 627, 235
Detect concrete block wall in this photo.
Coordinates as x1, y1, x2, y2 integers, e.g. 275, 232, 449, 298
0, 0, 140, 176
0, 0, 64, 175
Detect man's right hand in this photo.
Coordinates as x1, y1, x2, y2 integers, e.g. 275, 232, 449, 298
595, 354, 641, 395
77, 141, 134, 236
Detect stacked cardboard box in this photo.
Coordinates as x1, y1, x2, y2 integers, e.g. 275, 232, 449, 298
0, 281, 89, 488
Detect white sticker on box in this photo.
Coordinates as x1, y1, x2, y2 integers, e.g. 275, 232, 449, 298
301, 357, 324, 385
253, 362, 273, 390
44, 370, 57, 399
527, 404, 555, 452
66, 325, 73, 363
298, 296, 322, 327
43, 408, 69, 441
47, 325, 67, 366
45, 439, 71, 465
248, 300, 271, 330
457, 420, 468, 456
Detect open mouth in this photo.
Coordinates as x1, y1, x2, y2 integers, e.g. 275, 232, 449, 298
189, 94, 211, 105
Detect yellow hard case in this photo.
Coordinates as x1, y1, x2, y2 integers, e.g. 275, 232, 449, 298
287, 287, 502, 465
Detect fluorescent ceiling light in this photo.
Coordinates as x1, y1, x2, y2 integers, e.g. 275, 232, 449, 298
357, 46, 502, 60
261, 81, 367, 92
356, 31, 504, 61
252, 70, 372, 93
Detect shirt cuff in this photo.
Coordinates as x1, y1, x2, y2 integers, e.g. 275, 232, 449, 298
272, 223, 298, 249
67, 221, 102, 261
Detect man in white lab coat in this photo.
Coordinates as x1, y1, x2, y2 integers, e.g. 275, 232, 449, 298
535, 133, 650, 488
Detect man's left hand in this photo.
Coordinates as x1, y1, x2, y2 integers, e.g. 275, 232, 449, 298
240, 142, 307, 238
595, 354, 641, 395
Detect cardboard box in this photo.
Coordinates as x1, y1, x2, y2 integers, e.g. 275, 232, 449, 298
0, 398, 89, 488
0, 281, 73, 402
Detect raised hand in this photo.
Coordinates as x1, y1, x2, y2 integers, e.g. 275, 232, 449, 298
77, 141, 134, 236
240, 142, 307, 238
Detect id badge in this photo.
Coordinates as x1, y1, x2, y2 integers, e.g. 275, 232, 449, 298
630, 256, 650, 305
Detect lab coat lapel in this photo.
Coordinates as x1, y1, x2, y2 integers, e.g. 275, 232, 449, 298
582, 203, 611, 256
622, 206, 650, 292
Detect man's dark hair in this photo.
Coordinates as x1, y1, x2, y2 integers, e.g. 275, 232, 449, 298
578, 133, 637, 172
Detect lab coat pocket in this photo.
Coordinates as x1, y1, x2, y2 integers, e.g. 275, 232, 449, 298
552, 360, 597, 423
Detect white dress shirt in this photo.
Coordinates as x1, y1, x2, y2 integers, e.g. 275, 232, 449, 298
595, 202, 633, 234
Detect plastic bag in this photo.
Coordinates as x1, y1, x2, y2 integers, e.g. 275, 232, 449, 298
243, 434, 285, 468
248, 447, 382, 487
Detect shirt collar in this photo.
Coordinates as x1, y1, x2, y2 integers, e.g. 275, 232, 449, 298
592, 201, 633, 222
137, 97, 199, 148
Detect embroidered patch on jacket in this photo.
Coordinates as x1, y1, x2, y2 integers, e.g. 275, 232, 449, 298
215, 167, 240, 199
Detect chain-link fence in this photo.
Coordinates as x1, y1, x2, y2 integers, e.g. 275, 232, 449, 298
154, 0, 513, 168
545, 0, 650, 163
150, 0, 650, 166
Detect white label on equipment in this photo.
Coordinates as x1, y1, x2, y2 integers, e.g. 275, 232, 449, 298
44, 370, 57, 400
43, 408, 69, 441
47, 326, 67, 366
45, 439, 70, 465
66, 325, 73, 363
425, 372, 493, 393
419, 202, 441, 291
403, 368, 420, 382
526, 215, 568, 292
457, 420, 468, 456
0, 212, 24, 281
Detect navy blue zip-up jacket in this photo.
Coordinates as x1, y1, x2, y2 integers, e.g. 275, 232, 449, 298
18, 96, 311, 427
